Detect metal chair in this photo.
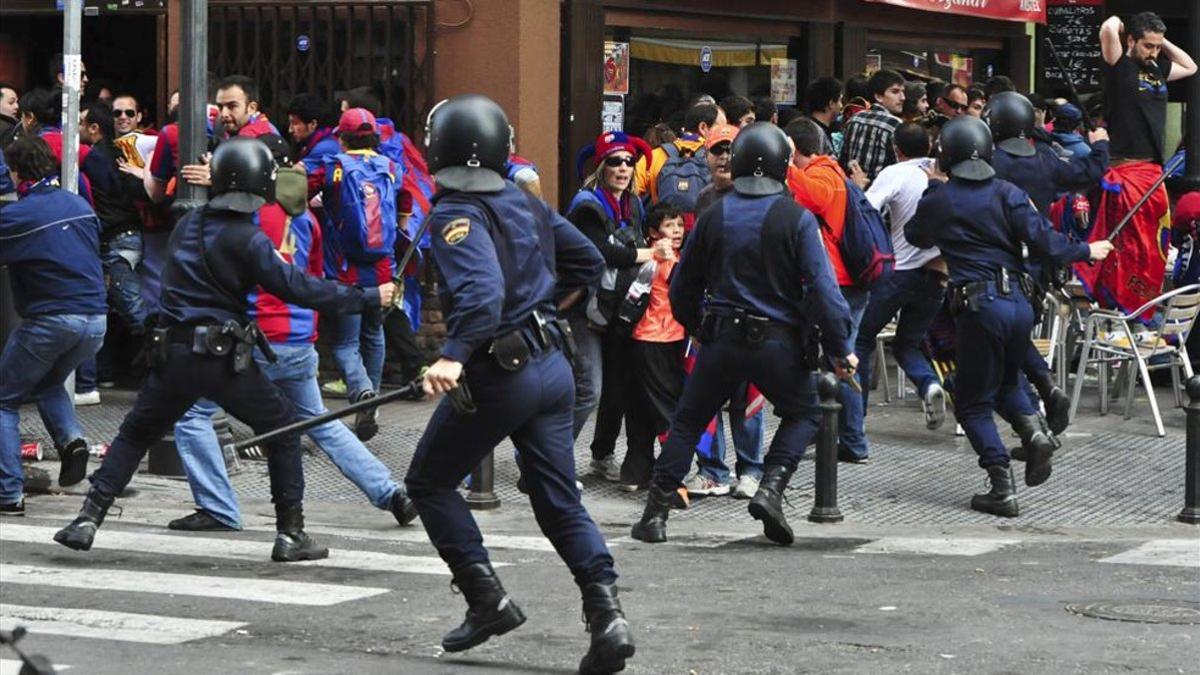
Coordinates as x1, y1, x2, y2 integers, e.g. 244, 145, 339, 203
1068, 284, 1200, 437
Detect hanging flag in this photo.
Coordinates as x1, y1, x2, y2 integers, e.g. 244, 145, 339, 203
863, 0, 1046, 24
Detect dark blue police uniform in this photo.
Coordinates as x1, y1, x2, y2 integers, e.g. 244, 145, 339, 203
403, 182, 615, 585
653, 192, 852, 485
89, 205, 378, 508
905, 178, 1090, 467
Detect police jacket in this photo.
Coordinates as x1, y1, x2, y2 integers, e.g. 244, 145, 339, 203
427, 182, 604, 363
668, 192, 853, 358
0, 180, 106, 318
905, 177, 1090, 287
992, 140, 1108, 215
158, 205, 379, 327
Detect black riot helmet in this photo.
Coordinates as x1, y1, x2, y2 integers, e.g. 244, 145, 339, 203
984, 91, 1036, 157
424, 94, 511, 192
937, 115, 995, 181
729, 122, 791, 196
209, 136, 276, 213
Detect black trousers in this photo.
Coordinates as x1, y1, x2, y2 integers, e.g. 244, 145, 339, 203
383, 309, 426, 382
90, 343, 304, 508
589, 329, 634, 460
622, 339, 686, 485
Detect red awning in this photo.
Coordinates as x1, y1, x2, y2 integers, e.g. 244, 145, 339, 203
862, 0, 1046, 24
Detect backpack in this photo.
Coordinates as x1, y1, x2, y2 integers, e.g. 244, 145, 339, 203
832, 178, 895, 289
325, 152, 398, 264
377, 123, 435, 246
654, 142, 710, 212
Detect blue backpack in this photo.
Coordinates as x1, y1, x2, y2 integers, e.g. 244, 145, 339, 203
654, 142, 710, 212
834, 178, 895, 289
324, 152, 398, 264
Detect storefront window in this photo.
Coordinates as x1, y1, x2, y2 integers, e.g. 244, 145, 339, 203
867, 42, 1004, 87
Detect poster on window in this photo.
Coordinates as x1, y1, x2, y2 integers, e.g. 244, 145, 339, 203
604, 41, 630, 96
770, 58, 797, 105
602, 96, 624, 133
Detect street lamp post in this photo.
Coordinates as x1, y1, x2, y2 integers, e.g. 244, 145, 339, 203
175, 0, 209, 212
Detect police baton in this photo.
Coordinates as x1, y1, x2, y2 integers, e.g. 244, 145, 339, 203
1104, 153, 1185, 243
1043, 37, 1095, 132
223, 375, 476, 455
385, 214, 435, 317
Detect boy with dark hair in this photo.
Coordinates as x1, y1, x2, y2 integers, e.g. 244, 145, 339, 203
966, 87, 987, 117
751, 96, 777, 125
839, 68, 905, 179
720, 95, 756, 127
804, 76, 844, 156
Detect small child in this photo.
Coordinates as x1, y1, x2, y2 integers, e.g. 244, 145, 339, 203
618, 202, 687, 490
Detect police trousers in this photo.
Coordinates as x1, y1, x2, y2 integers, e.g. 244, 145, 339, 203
89, 343, 304, 508
953, 291, 1037, 468
651, 331, 821, 490
404, 346, 616, 586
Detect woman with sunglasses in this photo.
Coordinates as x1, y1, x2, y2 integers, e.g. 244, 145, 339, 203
564, 131, 670, 487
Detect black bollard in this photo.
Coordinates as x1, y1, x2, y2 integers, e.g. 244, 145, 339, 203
1179, 375, 1200, 525
466, 450, 501, 511
809, 372, 844, 523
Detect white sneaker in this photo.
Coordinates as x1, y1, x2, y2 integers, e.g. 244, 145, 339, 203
923, 383, 946, 430
73, 391, 101, 406
732, 474, 760, 499
684, 473, 730, 497
589, 455, 622, 482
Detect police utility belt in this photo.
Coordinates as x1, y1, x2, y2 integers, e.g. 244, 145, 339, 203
485, 310, 577, 373
150, 321, 276, 373
948, 268, 1037, 315
699, 308, 820, 367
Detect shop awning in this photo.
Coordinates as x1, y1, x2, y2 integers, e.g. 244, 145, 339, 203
629, 38, 787, 68
861, 0, 1046, 24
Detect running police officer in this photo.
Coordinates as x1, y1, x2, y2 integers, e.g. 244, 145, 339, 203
630, 122, 856, 545
905, 116, 1113, 517
54, 137, 396, 560
405, 95, 634, 675
987, 91, 1110, 439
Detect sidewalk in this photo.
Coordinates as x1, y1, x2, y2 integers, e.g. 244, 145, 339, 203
17, 376, 1192, 533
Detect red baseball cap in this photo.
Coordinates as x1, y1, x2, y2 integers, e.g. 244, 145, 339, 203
338, 107, 377, 137
1176, 192, 1200, 226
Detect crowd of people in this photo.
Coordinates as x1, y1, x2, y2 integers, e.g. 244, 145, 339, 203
0, 10, 1198, 672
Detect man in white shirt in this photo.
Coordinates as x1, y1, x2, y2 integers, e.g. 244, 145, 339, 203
849, 123, 949, 445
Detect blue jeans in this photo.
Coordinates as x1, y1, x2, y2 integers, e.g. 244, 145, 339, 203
75, 357, 97, 394
695, 385, 765, 483
174, 399, 242, 528
835, 287, 870, 458
0, 314, 105, 503
102, 231, 148, 329
330, 310, 385, 401
174, 344, 403, 526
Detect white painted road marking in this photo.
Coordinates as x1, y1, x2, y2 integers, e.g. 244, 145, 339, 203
855, 537, 1019, 556
1, 658, 70, 674
0, 523, 468, 575
0, 605, 245, 645
1099, 540, 1200, 568
0, 563, 389, 606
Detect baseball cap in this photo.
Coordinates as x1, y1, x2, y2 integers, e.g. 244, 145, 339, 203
338, 107, 377, 137
705, 123, 739, 150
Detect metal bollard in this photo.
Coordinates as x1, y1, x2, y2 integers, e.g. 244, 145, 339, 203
809, 372, 844, 523
466, 450, 501, 511
1179, 375, 1200, 525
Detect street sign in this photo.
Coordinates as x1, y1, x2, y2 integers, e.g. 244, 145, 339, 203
297, 34, 310, 53
699, 46, 713, 73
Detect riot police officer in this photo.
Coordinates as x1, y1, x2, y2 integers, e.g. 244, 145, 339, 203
987, 91, 1110, 440
905, 117, 1113, 517
629, 122, 856, 545
404, 95, 634, 675
54, 137, 395, 560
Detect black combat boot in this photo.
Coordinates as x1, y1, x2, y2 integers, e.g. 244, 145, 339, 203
970, 464, 1019, 517
389, 490, 419, 526
747, 464, 796, 545
629, 484, 673, 543
442, 562, 527, 652
271, 504, 329, 562
1010, 414, 1055, 487
578, 582, 635, 675
53, 488, 115, 551
1030, 371, 1071, 436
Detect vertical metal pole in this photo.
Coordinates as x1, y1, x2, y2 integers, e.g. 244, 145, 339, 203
1179, 376, 1200, 525
809, 372, 844, 523
60, 0, 82, 195
175, 0, 209, 212
466, 451, 501, 511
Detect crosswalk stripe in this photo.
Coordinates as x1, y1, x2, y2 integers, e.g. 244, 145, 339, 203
253, 524, 560, 553
1, 658, 70, 674
0, 563, 389, 606
855, 537, 1019, 556
1098, 540, 1200, 568
0, 524, 463, 575
1, 604, 245, 645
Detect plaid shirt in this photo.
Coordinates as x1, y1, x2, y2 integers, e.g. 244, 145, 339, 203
839, 104, 901, 180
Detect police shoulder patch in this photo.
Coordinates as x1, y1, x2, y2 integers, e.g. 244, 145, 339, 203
442, 218, 471, 246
